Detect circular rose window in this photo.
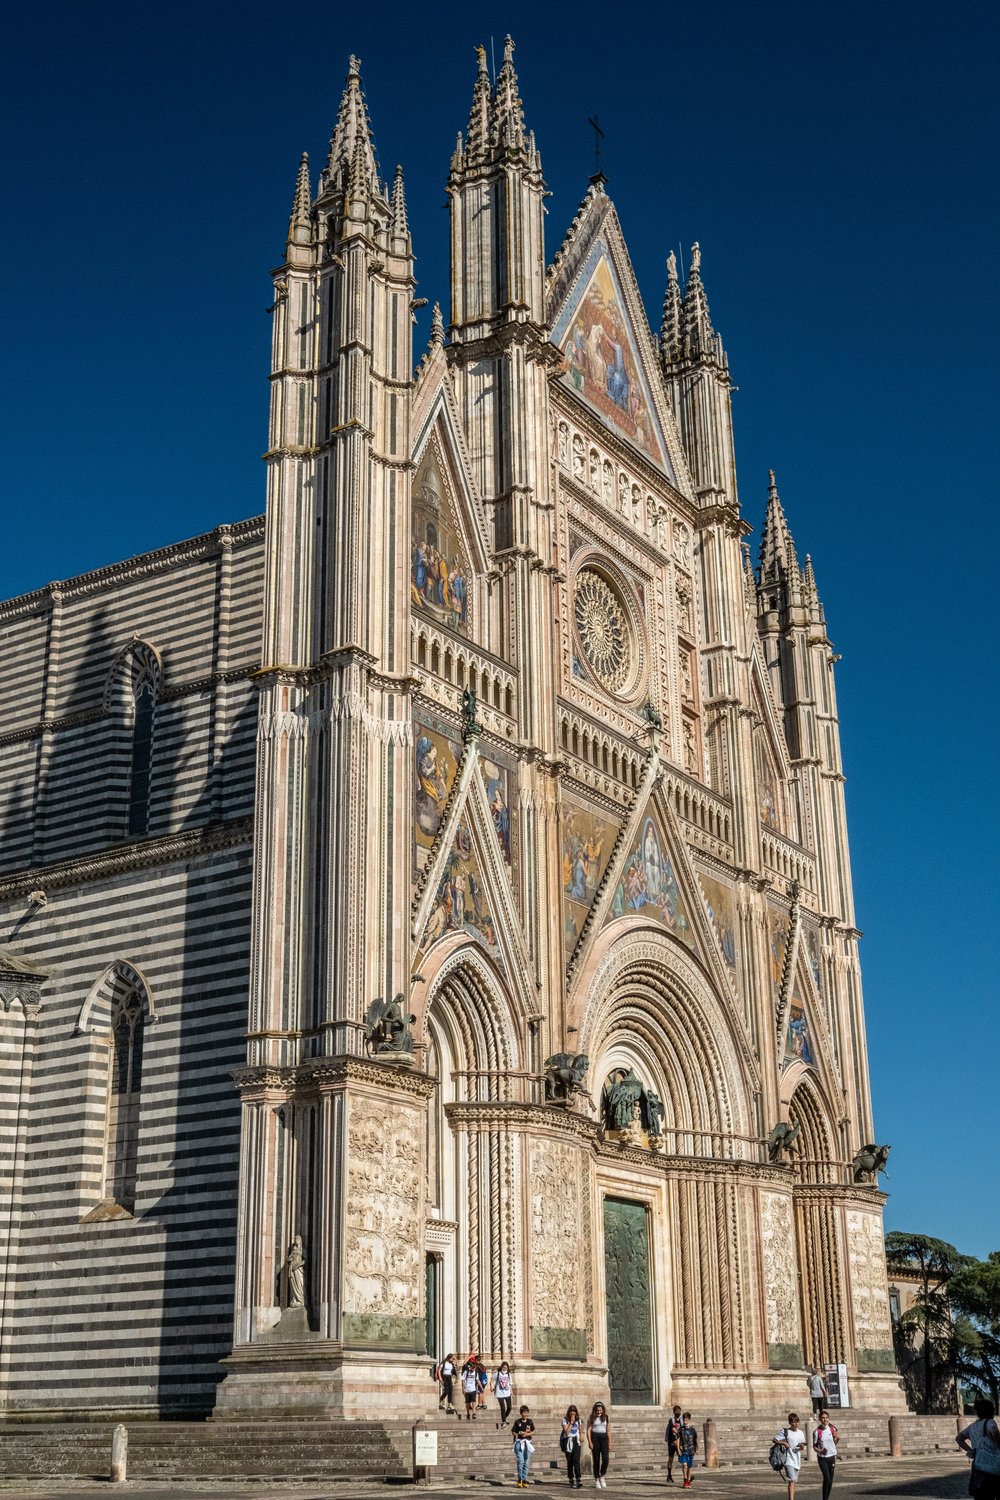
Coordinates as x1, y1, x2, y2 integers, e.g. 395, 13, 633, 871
573, 567, 638, 695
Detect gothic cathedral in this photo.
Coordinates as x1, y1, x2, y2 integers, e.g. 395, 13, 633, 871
0, 43, 900, 1419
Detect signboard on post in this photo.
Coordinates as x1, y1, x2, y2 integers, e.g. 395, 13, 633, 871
824, 1362, 850, 1408
413, 1427, 438, 1475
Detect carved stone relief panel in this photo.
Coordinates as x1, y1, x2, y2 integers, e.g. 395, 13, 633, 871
846, 1208, 895, 1370
529, 1137, 583, 1332
344, 1093, 422, 1319
759, 1189, 803, 1367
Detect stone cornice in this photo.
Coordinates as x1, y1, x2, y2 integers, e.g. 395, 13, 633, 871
0, 518, 264, 621
0, 817, 252, 901
233, 1055, 436, 1101
792, 1182, 887, 1209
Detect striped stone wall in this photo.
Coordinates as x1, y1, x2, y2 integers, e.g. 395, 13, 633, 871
0, 518, 264, 1415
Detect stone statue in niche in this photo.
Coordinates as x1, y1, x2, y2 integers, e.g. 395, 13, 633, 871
767, 1120, 801, 1161
363, 992, 416, 1056
544, 1052, 592, 1107
286, 1235, 306, 1307
602, 1067, 643, 1131
852, 1142, 891, 1182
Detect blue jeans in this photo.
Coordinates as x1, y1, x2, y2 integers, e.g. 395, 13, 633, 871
515, 1439, 531, 1481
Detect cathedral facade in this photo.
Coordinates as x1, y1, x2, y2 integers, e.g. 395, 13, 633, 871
0, 43, 900, 1420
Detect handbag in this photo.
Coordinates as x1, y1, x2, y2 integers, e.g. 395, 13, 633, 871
974, 1421, 1000, 1475
560, 1430, 568, 1453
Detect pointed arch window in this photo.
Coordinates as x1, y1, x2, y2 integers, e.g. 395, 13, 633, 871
106, 641, 161, 838
103, 980, 145, 1212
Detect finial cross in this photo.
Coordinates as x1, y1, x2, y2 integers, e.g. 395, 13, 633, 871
587, 114, 605, 174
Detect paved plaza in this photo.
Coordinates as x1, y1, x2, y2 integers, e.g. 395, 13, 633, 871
0, 1454, 971, 1500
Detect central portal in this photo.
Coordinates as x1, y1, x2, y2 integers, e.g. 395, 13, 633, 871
603, 1197, 654, 1405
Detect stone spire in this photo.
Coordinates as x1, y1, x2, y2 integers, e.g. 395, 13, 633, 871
660, 250, 682, 363
682, 242, 724, 362
430, 302, 445, 344
759, 469, 799, 584
465, 44, 492, 164
391, 164, 408, 234
320, 55, 382, 199
491, 35, 526, 151
287, 153, 313, 248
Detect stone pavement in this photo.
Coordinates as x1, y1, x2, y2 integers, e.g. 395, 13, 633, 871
0, 1454, 971, 1500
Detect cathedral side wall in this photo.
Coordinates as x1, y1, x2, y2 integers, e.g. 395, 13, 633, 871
0, 845, 252, 1416
0, 522, 264, 875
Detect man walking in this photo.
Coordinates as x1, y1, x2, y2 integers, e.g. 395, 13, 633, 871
665, 1405, 683, 1484
807, 1367, 828, 1415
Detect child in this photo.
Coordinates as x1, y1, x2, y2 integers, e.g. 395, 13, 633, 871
512, 1405, 535, 1488
676, 1411, 698, 1489
665, 1405, 683, 1484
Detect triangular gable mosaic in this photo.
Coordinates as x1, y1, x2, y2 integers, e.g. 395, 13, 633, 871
552, 237, 672, 476
420, 813, 503, 966
784, 963, 816, 1069
561, 797, 619, 961
411, 446, 471, 635
766, 906, 791, 1005
699, 871, 738, 973
413, 712, 463, 888
605, 806, 695, 950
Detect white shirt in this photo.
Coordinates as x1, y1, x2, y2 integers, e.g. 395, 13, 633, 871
808, 1374, 827, 1397
776, 1428, 806, 1472
814, 1424, 838, 1458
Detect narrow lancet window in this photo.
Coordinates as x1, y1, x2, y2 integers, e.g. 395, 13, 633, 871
104, 984, 144, 1212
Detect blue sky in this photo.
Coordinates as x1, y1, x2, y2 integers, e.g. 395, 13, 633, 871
2, 2, 997, 1256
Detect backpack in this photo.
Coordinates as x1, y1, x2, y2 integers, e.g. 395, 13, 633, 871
768, 1434, 789, 1473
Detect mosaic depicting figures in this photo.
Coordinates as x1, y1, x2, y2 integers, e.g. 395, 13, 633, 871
804, 924, 824, 998
556, 242, 666, 469
608, 814, 694, 948
562, 802, 616, 957
413, 717, 462, 882
699, 872, 737, 970
421, 817, 502, 963
785, 990, 815, 1066
411, 448, 469, 634
482, 756, 512, 867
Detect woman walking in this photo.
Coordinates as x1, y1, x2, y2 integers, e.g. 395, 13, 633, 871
562, 1404, 583, 1488
492, 1360, 513, 1428
460, 1355, 479, 1420
813, 1410, 838, 1500
586, 1401, 612, 1488
958, 1399, 1000, 1500
773, 1413, 807, 1500
439, 1353, 457, 1416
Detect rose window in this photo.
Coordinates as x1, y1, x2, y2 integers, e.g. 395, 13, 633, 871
574, 568, 635, 694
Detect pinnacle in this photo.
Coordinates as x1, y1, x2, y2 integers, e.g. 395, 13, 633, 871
682, 240, 715, 357
430, 302, 445, 344
464, 44, 492, 164
287, 152, 312, 246
321, 55, 382, 200
660, 251, 682, 363
391, 164, 409, 234
492, 34, 526, 151
759, 470, 800, 583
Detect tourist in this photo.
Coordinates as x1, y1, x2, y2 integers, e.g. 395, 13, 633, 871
492, 1360, 513, 1428
512, 1405, 536, 1488
439, 1352, 457, 1415
562, 1404, 583, 1488
460, 1354, 479, 1419
676, 1411, 698, 1488
773, 1413, 807, 1500
957, 1399, 1000, 1500
476, 1357, 489, 1411
587, 1401, 612, 1488
813, 1410, 838, 1500
665, 1404, 683, 1484
807, 1366, 828, 1414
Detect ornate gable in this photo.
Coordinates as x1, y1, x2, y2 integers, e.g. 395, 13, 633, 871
547, 186, 686, 487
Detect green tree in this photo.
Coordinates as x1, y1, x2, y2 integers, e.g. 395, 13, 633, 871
950, 1253, 1000, 1407
885, 1232, 972, 1413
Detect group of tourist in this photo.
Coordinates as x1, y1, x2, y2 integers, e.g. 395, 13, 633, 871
431, 1357, 1000, 1494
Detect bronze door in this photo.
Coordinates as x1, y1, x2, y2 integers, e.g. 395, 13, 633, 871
603, 1197, 654, 1404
